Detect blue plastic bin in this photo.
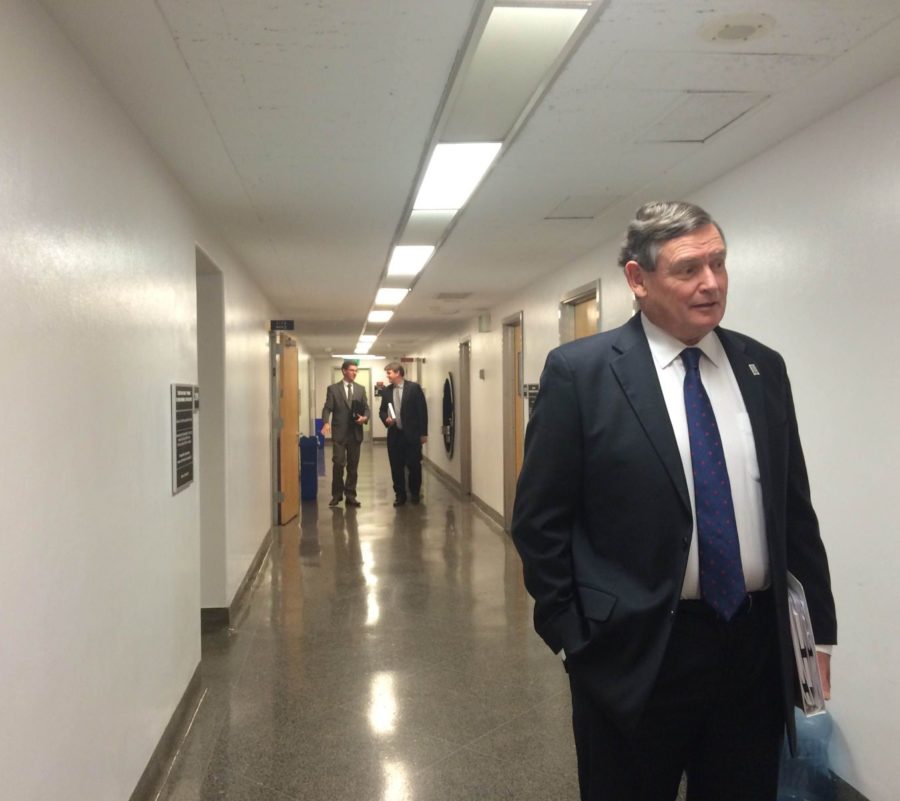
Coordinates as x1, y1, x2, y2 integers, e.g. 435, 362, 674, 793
299, 436, 319, 500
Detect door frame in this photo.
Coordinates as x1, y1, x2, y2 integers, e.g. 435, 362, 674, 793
502, 311, 524, 531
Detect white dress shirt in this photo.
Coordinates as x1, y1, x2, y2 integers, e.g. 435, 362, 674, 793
640, 315, 769, 598
394, 381, 404, 428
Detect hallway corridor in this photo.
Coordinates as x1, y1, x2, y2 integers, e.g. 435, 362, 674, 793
159, 444, 581, 800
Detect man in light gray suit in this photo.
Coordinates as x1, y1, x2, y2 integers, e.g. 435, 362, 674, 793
321, 360, 369, 507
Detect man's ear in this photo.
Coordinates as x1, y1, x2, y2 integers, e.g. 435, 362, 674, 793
624, 260, 648, 299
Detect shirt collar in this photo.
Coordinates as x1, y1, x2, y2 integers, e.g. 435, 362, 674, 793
640, 313, 724, 370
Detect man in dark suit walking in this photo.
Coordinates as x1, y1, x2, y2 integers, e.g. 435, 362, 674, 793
512, 201, 836, 801
321, 360, 369, 507
379, 362, 428, 506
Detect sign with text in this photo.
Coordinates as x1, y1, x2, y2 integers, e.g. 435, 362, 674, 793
171, 384, 195, 494
270, 319, 295, 331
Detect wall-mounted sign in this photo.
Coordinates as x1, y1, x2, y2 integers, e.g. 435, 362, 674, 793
171, 384, 195, 494
270, 319, 295, 331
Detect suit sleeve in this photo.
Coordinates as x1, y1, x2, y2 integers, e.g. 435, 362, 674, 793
379, 388, 390, 427
780, 362, 837, 645
418, 385, 428, 436
511, 348, 589, 656
360, 389, 370, 419
321, 386, 334, 424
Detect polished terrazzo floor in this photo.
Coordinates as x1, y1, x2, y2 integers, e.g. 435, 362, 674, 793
157, 443, 584, 800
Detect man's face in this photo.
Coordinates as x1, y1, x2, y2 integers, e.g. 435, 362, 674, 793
385, 368, 402, 386
625, 223, 728, 345
342, 365, 358, 382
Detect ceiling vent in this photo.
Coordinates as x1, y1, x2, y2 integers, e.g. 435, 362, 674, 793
700, 14, 775, 43
435, 292, 473, 300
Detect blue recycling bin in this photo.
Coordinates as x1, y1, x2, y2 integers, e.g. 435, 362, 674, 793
314, 418, 325, 449
299, 436, 319, 500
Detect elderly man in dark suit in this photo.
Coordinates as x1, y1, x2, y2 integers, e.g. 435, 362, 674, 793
379, 362, 428, 506
512, 201, 836, 801
321, 360, 369, 507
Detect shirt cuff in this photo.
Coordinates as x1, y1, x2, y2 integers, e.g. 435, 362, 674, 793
815, 644, 833, 656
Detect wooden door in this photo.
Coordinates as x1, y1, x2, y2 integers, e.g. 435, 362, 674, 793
573, 295, 599, 339
278, 336, 299, 524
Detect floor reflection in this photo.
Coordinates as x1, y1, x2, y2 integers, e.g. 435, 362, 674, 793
161, 444, 579, 801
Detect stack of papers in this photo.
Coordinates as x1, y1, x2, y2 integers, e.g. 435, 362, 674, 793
787, 572, 826, 717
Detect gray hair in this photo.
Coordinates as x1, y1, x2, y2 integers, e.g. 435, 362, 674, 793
617, 201, 725, 271
385, 361, 405, 377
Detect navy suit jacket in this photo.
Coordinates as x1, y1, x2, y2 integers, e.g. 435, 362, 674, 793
379, 381, 428, 442
511, 313, 836, 743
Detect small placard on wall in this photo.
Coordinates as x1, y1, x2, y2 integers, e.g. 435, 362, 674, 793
171, 384, 195, 494
524, 383, 540, 418
270, 319, 295, 331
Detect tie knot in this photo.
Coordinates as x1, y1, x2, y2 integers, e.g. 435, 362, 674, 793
681, 347, 702, 372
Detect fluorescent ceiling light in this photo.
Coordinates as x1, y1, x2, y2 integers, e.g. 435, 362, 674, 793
355, 342, 372, 354
413, 143, 502, 210
400, 210, 456, 245
443, 6, 588, 141
375, 288, 410, 306
358, 335, 378, 343
335, 354, 386, 360
368, 310, 394, 323
387, 245, 434, 277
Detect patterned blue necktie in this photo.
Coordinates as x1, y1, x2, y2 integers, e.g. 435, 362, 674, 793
681, 347, 746, 620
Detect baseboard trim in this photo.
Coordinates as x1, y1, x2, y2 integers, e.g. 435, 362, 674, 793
201, 527, 273, 632
470, 491, 507, 531
423, 457, 463, 496
834, 773, 869, 801
128, 662, 203, 801
423, 458, 507, 533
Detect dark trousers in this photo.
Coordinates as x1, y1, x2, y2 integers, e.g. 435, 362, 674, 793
386, 428, 422, 500
569, 591, 784, 801
331, 438, 361, 501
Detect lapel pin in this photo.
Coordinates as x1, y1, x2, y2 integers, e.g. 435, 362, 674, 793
749, 363, 760, 376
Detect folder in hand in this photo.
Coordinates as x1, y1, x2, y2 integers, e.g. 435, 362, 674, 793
387, 402, 396, 420
350, 399, 366, 421
787, 572, 826, 717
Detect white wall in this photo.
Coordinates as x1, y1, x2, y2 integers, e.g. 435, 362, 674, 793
197, 268, 227, 608
218, 259, 277, 602
0, 2, 276, 798
421, 75, 900, 800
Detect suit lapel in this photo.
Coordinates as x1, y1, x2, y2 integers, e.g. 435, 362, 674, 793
610, 315, 691, 515
717, 328, 773, 521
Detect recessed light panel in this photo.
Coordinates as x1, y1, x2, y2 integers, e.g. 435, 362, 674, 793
368, 310, 394, 323
413, 143, 502, 210
375, 288, 410, 306
387, 245, 435, 276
